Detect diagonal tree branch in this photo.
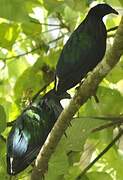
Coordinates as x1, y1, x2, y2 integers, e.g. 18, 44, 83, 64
1, 33, 68, 61
76, 128, 123, 180
91, 118, 123, 132
107, 26, 118, 32
0, 134, 6, 142
31, 17, 123, 180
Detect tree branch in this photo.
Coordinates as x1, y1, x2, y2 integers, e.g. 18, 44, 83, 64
76, 115, 123, 121
31, 17, 123, 180
57, 13, 71, 32
107, 26, 118, 32
0, 134, 6, 142
1, 34, 68, 61
76, 128, 123, 179
30, 20, 60, 27
91, 118, 123, 132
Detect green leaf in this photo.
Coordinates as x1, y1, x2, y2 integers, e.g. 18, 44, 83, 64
14, 56, 54, 105
64, 6, 80, 31
44, 49, 61, 68
43, 0, 64, 13
65, 0, 87, 12
21, 21, 42, 36
87, 172, 113, 180
80, 86, 123, 116
14, 66, 45, 105
0, 0, 30, 22
64, 117, 102, 151
0, 105, 6, 133
0, 98, 12, 120
64, 166, 82, 180
46, 149, 69, 180
106, 59, 123, 83
101, 147, 123, 180
0, 80, 12, 98
0, 23, 19, 50
7, 57, 30, 78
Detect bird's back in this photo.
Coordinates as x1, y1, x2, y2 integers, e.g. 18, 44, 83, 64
55, 16, 107, 94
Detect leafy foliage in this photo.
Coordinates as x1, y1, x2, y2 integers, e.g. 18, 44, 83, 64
0, 0, 122, 179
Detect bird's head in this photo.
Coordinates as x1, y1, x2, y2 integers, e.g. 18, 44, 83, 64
88, 4, 118, 19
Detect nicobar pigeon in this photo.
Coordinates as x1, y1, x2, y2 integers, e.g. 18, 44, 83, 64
55, 4, 118, 94
7, 89, 69, 175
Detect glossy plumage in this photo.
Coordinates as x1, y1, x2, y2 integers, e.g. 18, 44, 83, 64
55, 4, 118, 94
7, 90, 66, 175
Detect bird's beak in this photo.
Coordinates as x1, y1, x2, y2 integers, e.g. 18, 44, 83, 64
112, 8, 119, 15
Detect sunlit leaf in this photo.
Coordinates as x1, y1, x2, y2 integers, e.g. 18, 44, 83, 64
0, 105, 6, 133
87, 172, 113, 180
0, 23, 19, 49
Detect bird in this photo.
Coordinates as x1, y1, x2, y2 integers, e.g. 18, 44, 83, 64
54, 4, 118, 95
6, 89, 69, 175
